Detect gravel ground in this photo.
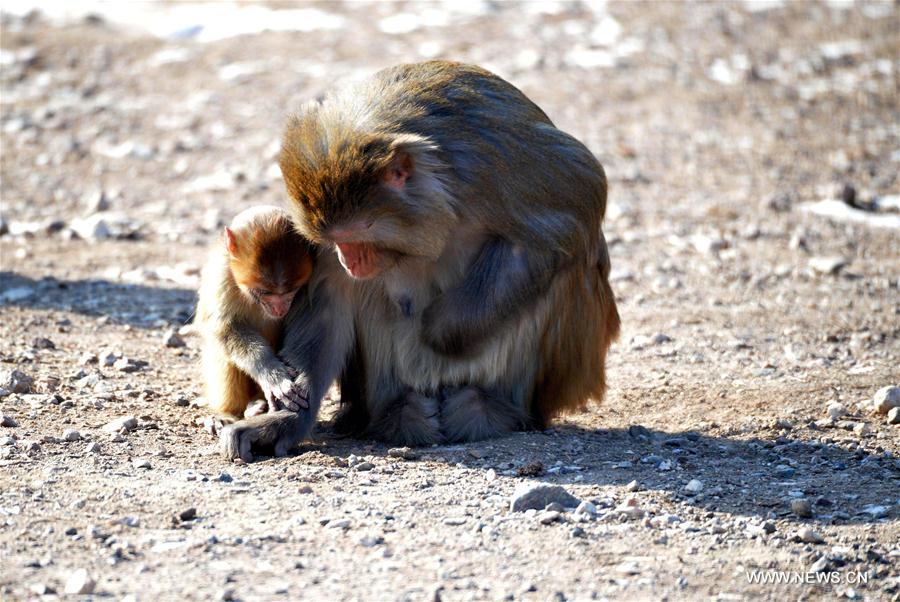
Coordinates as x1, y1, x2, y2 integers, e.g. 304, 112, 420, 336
1, 2, 898, 600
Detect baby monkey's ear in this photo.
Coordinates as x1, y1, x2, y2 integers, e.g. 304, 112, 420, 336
224, 227, 238, 257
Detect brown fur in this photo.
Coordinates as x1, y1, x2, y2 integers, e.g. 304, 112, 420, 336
196, 206, 314, 420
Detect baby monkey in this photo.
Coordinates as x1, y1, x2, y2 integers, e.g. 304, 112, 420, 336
197, 205, 313, 430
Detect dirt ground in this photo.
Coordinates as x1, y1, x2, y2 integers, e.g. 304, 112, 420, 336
1, 1, 898, 600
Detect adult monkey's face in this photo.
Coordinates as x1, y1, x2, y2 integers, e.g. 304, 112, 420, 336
279, 118, 457, 281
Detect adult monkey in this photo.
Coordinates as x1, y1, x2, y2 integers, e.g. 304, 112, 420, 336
220, 61, 620, 461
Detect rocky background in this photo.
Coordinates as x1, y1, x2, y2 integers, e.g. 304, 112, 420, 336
1, 1, 898, 600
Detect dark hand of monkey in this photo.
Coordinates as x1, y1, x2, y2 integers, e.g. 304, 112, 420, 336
421, 238, 563, 357
219, 411, 307, 462
260, 368, 309, 412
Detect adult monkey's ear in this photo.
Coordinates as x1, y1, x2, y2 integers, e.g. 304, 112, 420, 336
224, 227, 238, 256
383, 150, 413, 190
382, 133, 446, 194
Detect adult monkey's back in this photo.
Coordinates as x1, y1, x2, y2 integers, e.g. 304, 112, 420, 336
220, 61, 620, 460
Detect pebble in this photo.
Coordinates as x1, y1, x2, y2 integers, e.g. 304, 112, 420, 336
133, 458, 151, 469
163, 329, 186, 348
99, 350, 120, 367
353, 461, 375, 472
509, 483, 580, 513
103, 415, 137, 432
809, 256, 847, 275
32, 337, 55, 349
78, 352, 98, 365
113, 357, 144, 373
387, 447, 419, 460
575, 501, 597, 516
1, 369, 33, 393
887, 407, 900, 425
85, 442, 101, 454
326, 518, 351, 530
826, 402, 847, 420
613, 503, 645, 520
178, 507, 197, 522
871, 386, 900, 414
0, 412, 18, 427
443, 517, 467, 526
538, 510, 561, 524
625, 480, 640, 492
774, 465, 795, 478
64, 568, 96, 595
63, 429, 82, 442
860, 505, 888, 519
809, 556, 830, 573
791, 498, 813, 518
798, 527, 824, 544
684, 479, 704, 494
70, 214, 111, 240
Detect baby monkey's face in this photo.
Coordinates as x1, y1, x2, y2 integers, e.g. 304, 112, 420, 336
247, 285, 301, 320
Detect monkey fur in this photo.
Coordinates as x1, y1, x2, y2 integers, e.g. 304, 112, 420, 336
196, 206, 314, 440
222, 60, 620, 460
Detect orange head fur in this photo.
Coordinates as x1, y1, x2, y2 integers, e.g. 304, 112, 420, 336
226, 211, 314, 319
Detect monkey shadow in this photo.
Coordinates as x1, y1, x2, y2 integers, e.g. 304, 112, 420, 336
299, 420, 896, 527
0, 271, 196, 328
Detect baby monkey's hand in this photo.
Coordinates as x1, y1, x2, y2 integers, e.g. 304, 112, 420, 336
261, 367, 309, 412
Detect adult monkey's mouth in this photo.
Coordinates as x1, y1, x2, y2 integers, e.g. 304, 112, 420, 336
335, 241, 382, 279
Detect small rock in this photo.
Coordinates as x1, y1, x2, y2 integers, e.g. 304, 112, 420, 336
0, 286, 34, 302
113, 357, 142, 373
575, 501, 597, 516
178, 507, 197, 522
32, 337, 55, 349
570, 526, 585, 538
887, 407, 900, 425
358, 535, 383, 547
774, 465, 795, 478
809, 556, 830, 573
0, 412, 18, 428
353, 461, 375, 472
443, 517, 467, 526
516, 461, 544, 477
99, 350, 120, 367
63, 429, 82, 442
78, 352, 98, 366
684, 479, 704, 494
64, 568, 95, 595
163, 329, 185, 348
538, 510, 561, 525
798, 527, 824, 544
871, 386, 900, 414
326, 518, 351, 530
30, 583, 54, 596
613, 504, 645, 520
826, 402, 847, 420
0, 369, 33, 393
809, 256, 847, 275
853, 422, 870, 435
85, 442, 101, 454
860, 504, 888, 519
791, 498, 813, 518
386, 447, 418, 460
70, 214, 111, 241
625, 480, 640, 492
103, 416, 137, 432
762, 521, 777, 534
510, 483, 580, 512
133, 458, 151, 469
